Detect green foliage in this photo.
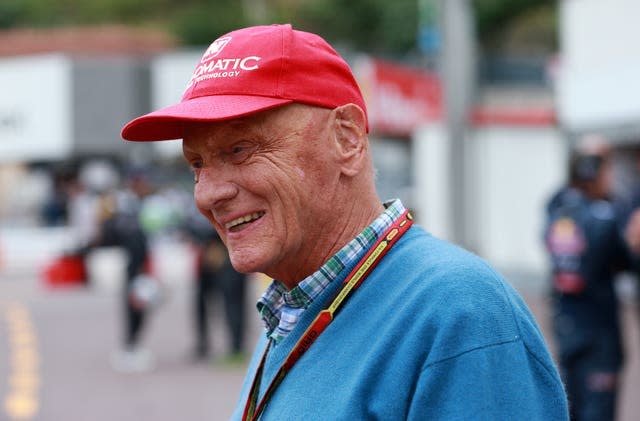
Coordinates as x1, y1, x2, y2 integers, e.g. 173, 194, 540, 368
170, 1, 248, 46
0, 0, 170, 28
0, 0, 557, 55
296, 0, 420, 55
474, 0, 557, 45
0, 0, 27, 28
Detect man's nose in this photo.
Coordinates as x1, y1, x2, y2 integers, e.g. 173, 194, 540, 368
194, 168, 239, 209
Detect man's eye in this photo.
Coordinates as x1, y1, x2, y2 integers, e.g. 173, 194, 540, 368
190, 162, 202, 183
228, 142, 256, 163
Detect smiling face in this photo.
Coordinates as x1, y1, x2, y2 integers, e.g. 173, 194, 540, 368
182, 104, 345, 285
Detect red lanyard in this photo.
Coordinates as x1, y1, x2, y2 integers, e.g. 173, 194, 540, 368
242, 210, 413, 421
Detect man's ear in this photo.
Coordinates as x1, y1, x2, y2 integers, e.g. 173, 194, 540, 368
332, 103, 368, 177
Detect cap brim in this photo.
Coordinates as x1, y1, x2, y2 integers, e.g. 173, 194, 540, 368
121, 95, 294, 141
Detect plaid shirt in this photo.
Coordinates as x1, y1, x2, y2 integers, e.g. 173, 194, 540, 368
257, 199, 406, 344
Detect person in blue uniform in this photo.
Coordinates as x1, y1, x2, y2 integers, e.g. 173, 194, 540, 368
121, 24, 568, 420
545, 142, 630, 421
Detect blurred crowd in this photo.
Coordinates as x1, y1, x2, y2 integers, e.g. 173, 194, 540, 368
0, 157, 248, 372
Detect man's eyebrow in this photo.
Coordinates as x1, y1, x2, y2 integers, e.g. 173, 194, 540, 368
227, 118, 252, 128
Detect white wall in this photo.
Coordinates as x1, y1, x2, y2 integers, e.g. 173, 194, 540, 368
412, 123, 566, 281
557, 0, 640, 131
412, 123, 453, 241
150, 51, 201, 157
0, 54, 72, 162
468, 126, 567, 273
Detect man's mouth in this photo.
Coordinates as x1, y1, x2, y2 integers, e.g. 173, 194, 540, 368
224, 211, 265, 232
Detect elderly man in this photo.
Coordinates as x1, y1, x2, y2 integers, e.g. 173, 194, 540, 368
122, 24, 568, 421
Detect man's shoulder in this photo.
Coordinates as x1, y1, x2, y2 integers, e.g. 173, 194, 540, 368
393, 225, 504, 288
384, 225, 528, 328
382, 226, 549, 366
378, 226, 522, 329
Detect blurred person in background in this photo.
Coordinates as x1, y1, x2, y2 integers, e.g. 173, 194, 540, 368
40, 169, 71, 227
544, 137, 630, 421
95, 173, 156, 373
121, 24, 568, 420
187, 218, 247, 363
72, 160, 122, 247
64, 160, 121, 285
67, 176, 100, 251
622, 149, 640, 354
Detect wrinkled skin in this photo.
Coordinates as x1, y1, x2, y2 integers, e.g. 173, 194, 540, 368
182, 103, 382, 288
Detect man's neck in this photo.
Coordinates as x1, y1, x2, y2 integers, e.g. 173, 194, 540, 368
276, 198, 385, 290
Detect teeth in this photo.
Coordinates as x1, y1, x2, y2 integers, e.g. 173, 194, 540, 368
225, 212, 265, 229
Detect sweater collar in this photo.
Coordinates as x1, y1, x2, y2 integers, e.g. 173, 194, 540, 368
257, 199, 406, 343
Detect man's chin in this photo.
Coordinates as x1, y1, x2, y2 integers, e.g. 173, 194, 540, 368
228, 252, 266, 275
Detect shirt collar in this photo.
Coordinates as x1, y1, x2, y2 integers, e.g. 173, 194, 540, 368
257, 199, 406, 343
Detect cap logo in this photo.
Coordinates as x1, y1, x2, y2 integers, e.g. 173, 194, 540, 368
202, 36, 232, 62
184, 54, 262, 92
184, 34, 266, 92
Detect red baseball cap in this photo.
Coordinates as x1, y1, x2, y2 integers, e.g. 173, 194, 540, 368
121, 24, 367, 141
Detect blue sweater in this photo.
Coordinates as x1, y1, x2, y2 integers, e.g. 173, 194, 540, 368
232, 226, 569, 420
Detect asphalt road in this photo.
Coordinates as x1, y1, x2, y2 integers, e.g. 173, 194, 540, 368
0, 274, 263, 421
1, 272, 640, 421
